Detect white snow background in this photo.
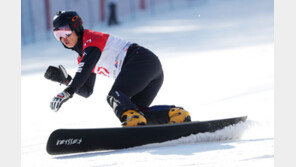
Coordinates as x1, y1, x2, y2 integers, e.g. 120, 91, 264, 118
21, 0, 274, 166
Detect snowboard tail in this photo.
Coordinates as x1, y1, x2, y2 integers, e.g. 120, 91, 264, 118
46, 116, 247, 155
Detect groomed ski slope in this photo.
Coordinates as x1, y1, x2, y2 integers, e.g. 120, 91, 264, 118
21, 0, 274, 166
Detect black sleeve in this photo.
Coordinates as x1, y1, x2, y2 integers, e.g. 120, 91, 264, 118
75, 73, 96, 98
64, 46, 101, 97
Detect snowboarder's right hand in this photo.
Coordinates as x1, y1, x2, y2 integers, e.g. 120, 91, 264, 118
44, 65, 72, 86
50, 91, 71, 112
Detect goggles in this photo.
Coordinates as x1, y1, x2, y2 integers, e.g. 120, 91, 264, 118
53, 25, 72, 41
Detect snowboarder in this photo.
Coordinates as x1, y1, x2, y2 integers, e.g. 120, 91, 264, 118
45, 11, 191, 127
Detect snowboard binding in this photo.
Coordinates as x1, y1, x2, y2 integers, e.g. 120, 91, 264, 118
121, 110, 147, 127
168, 107, 191, 124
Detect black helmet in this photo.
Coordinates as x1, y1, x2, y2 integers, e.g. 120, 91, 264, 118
53, 11, 84, 34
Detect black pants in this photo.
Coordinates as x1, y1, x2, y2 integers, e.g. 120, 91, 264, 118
107, 44, 164, 122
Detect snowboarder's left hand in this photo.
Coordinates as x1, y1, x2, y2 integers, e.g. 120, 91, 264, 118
50, 91, 71, 112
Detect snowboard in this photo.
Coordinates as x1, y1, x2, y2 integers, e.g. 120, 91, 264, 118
46, 116, 247, 155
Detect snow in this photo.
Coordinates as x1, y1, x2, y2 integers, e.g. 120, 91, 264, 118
21, 0, 274, 166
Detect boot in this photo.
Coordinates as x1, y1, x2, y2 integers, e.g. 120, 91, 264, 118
121, 110, 147, 127
168, 107, 191, 124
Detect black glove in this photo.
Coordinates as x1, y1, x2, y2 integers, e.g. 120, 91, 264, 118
44, 65, 72, 86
